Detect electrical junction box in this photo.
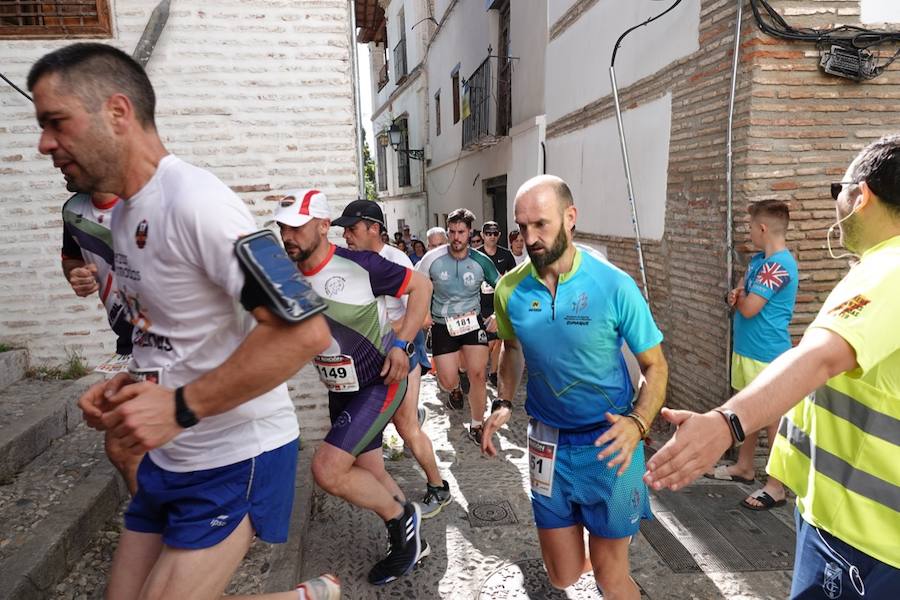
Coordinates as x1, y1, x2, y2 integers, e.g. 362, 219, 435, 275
820, 45, 876, 80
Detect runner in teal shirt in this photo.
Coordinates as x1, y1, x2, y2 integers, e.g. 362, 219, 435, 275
482, 175, 668, 598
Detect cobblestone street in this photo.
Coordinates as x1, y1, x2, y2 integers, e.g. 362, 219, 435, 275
298, 372, 796, 599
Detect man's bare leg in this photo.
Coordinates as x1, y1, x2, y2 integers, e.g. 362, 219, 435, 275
433, 352, 461, 392
588, 535, 640, 600
355, 447, 405, 502
536, 526, 592, 589
312, 442, 404, 520
104, 430, 143, 496
460, 344, 489, 423
392, 365, 442, 485
105, 529, 163, 599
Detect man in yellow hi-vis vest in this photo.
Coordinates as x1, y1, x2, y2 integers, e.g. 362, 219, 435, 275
644, 135, 900, 599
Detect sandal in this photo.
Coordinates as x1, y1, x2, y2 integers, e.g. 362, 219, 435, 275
703, 464, 755, 485
740, 490, 786, 511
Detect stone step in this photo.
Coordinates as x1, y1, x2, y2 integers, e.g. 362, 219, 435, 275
0, 374, 102, 484
0, 349, 28, 393
0, 419, 128, 600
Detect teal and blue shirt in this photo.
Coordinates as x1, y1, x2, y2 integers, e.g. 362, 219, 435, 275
732, 249, 798, 363
494, 246, 663, 430
415, 245, 500, 324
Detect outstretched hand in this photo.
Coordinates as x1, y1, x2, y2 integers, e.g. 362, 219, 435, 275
643, 408, 733, 491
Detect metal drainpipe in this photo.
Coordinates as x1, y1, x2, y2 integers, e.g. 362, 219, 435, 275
725, 0, 744, 391
349, 0, 367, 199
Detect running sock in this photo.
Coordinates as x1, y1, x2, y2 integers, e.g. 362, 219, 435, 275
470, 419, 482, 428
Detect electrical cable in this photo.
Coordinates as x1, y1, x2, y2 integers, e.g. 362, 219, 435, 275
611, 0, 684, 68
749, 0, 900, 78
1, 71, 32, 102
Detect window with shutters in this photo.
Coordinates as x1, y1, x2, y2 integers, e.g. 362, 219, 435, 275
0, 1, 112, 39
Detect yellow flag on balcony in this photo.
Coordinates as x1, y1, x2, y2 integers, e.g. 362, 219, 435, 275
461, 82, 471, 120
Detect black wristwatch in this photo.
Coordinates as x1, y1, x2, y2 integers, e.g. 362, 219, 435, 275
714, 408, 744, 447
174, 386, 199, 428
391, 338, 415, 357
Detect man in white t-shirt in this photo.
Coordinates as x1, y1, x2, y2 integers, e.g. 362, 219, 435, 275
30, 43, 339, 600
334, 200, 452, 517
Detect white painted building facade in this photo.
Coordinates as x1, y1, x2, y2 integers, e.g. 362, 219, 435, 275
363, 0, 431, 241
0, 0, 362, 377
423, 0, 547, 238
545, 0, 701, 242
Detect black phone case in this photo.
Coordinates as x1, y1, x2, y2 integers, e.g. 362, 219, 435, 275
234, 230, 326, 323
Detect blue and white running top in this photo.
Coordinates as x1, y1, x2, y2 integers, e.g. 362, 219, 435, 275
415, 245, 500, 324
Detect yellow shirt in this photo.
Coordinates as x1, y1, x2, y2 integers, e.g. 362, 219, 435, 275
768, 235, 900, 567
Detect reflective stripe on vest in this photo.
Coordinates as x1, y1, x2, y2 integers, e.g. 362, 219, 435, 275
769, 383, 900, 568
778, 416, 900, 510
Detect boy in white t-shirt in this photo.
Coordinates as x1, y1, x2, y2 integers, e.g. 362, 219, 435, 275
30, 43, 339, 600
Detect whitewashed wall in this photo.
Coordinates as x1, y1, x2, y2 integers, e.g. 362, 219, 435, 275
546, 94, 672, 240
0, 1, 360, 374
545, 0, 700, 123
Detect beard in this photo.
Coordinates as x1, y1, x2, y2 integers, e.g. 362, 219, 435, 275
286, 237, 319, 263
527, 223, 569, 270
839, 210, 862, 254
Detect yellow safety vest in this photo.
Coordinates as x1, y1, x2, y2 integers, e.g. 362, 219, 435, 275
768, 235, 900, 568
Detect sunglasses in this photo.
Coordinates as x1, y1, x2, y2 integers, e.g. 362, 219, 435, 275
831, 181, 860, 201
483, 231, 500, 237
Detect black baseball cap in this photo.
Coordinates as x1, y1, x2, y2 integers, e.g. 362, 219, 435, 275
332, 199, 386, 228
483, 221, 500, 234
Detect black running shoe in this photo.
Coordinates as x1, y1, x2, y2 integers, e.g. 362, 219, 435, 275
447, 387, 464, 410
421, 480, 451, 519
468, 424, 484, 446
367, 502, 429, 585
459, 370, 470, 394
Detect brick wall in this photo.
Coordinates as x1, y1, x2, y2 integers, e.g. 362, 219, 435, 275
553, 0, 900, 412
0, 1, 360, 369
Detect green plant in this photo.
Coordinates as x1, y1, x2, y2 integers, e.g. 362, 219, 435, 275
0, 343, 11, 353
363, 130, 378, 201
27, 348, 90, 380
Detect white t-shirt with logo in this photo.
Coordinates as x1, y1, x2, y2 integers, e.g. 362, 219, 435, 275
379, 243, 413, 323
111, 154, 299, 472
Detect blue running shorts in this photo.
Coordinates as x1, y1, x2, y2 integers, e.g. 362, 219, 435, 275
409, 329, 432, 374
530, 426, 652, 539
124, 438, 299, 549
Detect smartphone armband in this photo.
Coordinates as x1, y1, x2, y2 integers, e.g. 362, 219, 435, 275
234, 230, 326, 323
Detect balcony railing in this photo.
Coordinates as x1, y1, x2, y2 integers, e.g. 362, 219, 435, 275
377, 61, 389, 91
393, 37, 408, 83
462, 55, 494, 149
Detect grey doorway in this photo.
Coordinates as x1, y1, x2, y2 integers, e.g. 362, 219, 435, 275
483, 175, 508, 242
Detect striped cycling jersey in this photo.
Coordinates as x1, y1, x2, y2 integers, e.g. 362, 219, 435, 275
415, 245, 499, 324
301, 244, 412, 389
61, 193, 132, 353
